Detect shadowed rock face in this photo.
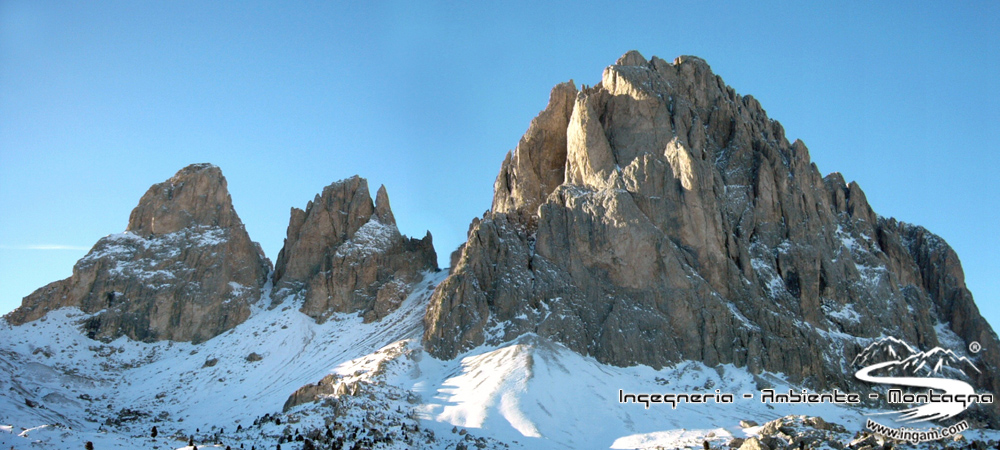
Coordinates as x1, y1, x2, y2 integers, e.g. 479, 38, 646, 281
423, 51, 999, 421
492, 81, 578, 225
272, 176, 437, 323
5, 163, 272, 343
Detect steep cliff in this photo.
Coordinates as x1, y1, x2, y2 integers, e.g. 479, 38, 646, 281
272, 176, 437, 322
423, 51, 1000, 418
5, 163, 271, 343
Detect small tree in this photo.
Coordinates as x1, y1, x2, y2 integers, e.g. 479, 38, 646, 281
85, 442, 94, 450
151, 426, 158, 439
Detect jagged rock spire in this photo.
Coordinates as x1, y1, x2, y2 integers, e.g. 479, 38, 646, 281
273, 176, 436, 322
375, 184, 396, 226
492, 81, 577, 221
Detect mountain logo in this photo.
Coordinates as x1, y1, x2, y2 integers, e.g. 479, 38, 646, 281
853, 336, 992, 423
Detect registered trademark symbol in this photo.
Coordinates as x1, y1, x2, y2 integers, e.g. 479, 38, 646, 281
969, 341, 982, 353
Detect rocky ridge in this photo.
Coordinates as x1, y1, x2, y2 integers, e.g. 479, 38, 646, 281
422, 51, 1000, 420
272, 176, 437, 322
4, 163, 271, 343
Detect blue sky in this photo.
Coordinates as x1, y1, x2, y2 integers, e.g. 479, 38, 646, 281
1, 2, 998, 332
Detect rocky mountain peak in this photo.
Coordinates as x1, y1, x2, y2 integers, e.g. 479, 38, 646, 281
126, 163, 238, 236
616, 49, 648, 66
273, 176, 437, 323
492, 80, 577, 222
273, 175, 375, 285
423, 50, 1000, 421
5, 164, 271, 343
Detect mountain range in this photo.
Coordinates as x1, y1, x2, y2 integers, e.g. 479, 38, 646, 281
2, 50, 999, 449
854, 336, 981, 378
852, 337, 917, 367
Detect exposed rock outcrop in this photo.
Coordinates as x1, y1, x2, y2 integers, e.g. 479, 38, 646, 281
492, 81, 577, 223
272, 176, 437, 322
5, 163, 271, 343
423, 51, 1000, 421
737, 416, 850, 450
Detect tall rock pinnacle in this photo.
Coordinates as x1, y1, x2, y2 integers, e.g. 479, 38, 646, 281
5, 163, 272, 343
422, 51, 1000, 421
492, 81, 577, 222
272, 176, 437, 322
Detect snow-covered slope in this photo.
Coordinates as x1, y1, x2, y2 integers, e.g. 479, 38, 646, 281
0, 271, 443, 449
2, 271, 998, 450
404, 336, 861, 449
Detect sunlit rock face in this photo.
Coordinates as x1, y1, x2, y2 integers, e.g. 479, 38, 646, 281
5, 163, 271, 343
272, 176, 437, 323
423, 51, 999, 422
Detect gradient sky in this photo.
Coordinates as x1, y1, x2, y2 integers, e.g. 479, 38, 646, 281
2, 2, 998, 333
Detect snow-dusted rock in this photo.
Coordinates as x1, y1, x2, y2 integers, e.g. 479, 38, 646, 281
272, 176, 437, 322
422, 51, 1000, 422
4, 163, 271, 343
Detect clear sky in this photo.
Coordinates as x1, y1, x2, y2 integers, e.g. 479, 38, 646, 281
2, 2, 998, 333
